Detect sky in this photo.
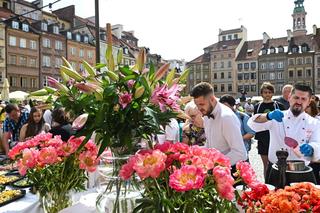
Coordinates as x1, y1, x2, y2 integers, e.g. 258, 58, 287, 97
40, 0, 320, 61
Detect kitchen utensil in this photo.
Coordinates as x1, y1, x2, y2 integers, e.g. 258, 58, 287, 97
287, 160, 306, 171
282, 120, 299, 148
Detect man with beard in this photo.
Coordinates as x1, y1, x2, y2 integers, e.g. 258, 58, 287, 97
248, 84, 320, 183
190, 82, 247, 169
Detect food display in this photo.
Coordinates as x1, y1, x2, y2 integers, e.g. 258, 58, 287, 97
0, 175, 20, 185
12, 179, 32, 188
0, 190, 25, 207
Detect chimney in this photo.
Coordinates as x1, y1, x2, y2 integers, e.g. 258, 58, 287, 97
111, 24, 123, 39
287, 29, 293, 41
262, 32, 270, 44
219, 28, 222, 35
313, 25, 317, 35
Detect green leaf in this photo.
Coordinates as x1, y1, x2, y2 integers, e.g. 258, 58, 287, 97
119, 66, 134, 76
98, 136, 110, 156
140, 76, 150, 94
95, 63, 107, 69
179, 68, 190, 83
148, 62, 155, 79
117, 48, 123, 65
123, 75, 137, 81
166, 68, 176, 87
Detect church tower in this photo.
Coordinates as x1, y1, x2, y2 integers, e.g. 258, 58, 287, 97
292, 0, 307, 36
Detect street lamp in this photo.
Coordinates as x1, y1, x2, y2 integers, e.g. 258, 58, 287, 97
95, 0, 100, 65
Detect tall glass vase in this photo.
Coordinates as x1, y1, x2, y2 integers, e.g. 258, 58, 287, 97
95, 154, 142, 213
42, 190, 72, 213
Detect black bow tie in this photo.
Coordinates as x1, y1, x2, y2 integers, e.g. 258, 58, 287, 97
207, 114, 215, 119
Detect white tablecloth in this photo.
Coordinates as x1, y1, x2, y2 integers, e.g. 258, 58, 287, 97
0, 190, 99, 213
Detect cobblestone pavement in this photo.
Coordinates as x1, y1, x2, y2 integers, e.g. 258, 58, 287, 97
248, 140, 265, 182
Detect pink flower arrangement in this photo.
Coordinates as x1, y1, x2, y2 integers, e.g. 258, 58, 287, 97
213, 166, 235, 201
235, 161, 257, 188
150, 84, 182, 112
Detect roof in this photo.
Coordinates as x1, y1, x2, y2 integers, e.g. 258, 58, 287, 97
188, 53, 210, 64
0, 7, 14, 20
219, 28, 243, 35
15, 0, 39, 9
236, 40, 263, 61
122, 31, 138, 41
206, 39, 242, 51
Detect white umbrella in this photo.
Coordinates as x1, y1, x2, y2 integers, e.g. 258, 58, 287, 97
1, 78, 9, 101
9, 91, 29, 101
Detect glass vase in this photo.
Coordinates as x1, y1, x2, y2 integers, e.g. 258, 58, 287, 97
95, 154, 142, 213
42, 190, 72, 213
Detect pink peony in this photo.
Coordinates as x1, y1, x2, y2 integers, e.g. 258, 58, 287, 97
119, 156, 137, 180
133, 150, 167, 180
79, 151, 99, 172
84, 140, 98, 153
169, 165, 205, 192
33, 133, 53, 143
17, 159, 28, 176
150, 84, 181, 112
118, 92, 133, 109
67, 136, 85, 150
213, 166, 235, 201
21, 148, 38, 168
236, 161, 257, 187
43, 136, 64, 148
8, 142, 28, 160
38, 147, 59, 165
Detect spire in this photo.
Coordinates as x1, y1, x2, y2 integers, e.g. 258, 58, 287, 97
292, 0, 307, 36
293, 0, 305, 13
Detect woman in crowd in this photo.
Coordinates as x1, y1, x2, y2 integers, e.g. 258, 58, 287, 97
182, 101, 206, 146
49, 107, 75, 141
19, 107, 51, 141
305, 100, 320, 120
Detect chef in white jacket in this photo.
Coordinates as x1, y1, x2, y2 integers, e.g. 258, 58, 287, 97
248, 84, 320, 180
190, 82, 248, 172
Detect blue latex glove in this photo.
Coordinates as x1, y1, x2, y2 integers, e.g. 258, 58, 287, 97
300, 143, 314, 157
267, 109, 284, 122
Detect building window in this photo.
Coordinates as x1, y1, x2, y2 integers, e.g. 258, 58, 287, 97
189, 73, 193, 80
76, 34, 81, 42
238, 63, 243, 70
251, 73, 256, 79
22, 24, 29, 32
318, 68, 320, 78
289, 59, 294, 65
270, 72, 275, 80
41, 22, 48, 31
19, 38, 26, 48
297, 70, 302, 77
9, 36, 16, 46
261, 63, 266, 70
301, 45, 308, 52
277, 61, 284, 69
289, 70, 294, 78
278, 46, 284, 53
220, 62, 224, 68
220, 73, 224, 79
71, 47, 76, 55
228, 53, 232, 58
43, 56, 51, 67
19, 56, 27, 66
244, 73, 249, 80
318, 56, 320, 64
261, 49, 267, 55
306, 69, 312, 77
244, 85, 250, 92
269, 62, 275, 70
43, 76, 48, 87
214, 85, 218, 92
53, 26, 59, 34
305, 57, 312, 64
292, 46, 299, 53
238, 74, 243, 80
278, 72, 283, 79
214, 62, 217, 69
228, 35, 232, 40
196, 65, 201, 71
251, 85, 256, 92
9, 55, 16, 64
30, 40, 37, 49
55, 58, 62, 68
238, 85, 243, 93
221, 84, 225, 92
222, 36, 226, 41
88, 51, 93, 59
244, 63, 249, 69
297, 58, 303, 65
270, 47, 275, 54
67, 32, 72, 39
43, 38, 51, 48
0, 48, 3, 59
12, 21, 19, 29
234, 34, 238, 39
21, 77, 27, 88
228, 61, 232, 68
31, 78, 36, 88
84, 36, 89, 43
196, 72, 200, 79
79, 49, 84, 58
228, 72, 231, 79
228, 84, 232, 92
250, 62, 256, 70
261, 73, 267, 80
55, 41, 63, 50
10, 76, 17, 87
214, 73, 217, 79
204, 73, 208, 79
29, 58, 36, 67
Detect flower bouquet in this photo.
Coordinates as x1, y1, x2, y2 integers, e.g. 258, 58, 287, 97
120, 142, 261, 212
8, 133, 99, 213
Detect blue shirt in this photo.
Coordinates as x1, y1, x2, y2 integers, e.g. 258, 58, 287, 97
235, 111, 255, 151
3, 111, 29, 142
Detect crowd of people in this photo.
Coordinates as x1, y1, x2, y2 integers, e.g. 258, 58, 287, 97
1, 81, 320, 186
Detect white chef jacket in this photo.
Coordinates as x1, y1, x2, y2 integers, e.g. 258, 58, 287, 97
248, 110, 320, 164
203, 102, 248, 165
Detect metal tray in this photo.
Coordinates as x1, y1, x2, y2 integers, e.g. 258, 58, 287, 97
0, 190, 26, 207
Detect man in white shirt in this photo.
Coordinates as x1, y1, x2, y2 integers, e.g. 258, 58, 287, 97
248, 84, 320, 182
156, 118, 180, 144
190, 82, 248, 169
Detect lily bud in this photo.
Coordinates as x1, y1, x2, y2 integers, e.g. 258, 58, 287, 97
60, 66, 84, 82
106, 70, 119, 81
134, 86, 145, 99
29, 89, 49, 96
47, 76, 68, 93
72, 113, 89, 130
74, 82, 103, 94
154, 63, 170, 82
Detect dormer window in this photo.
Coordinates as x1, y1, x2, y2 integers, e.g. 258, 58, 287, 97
292, 46, 299, 53
22, 24, 29, 32
84, 36, 89, 43
301, 44, 308, 52
270, 47, 275, 54
41, 22, 48, 31
67, 32, 72, 39
12, 21, 19, 29
53, 26, 59, 34
278, 46, 284, 53
76, 34, 81, 42
123, 47, 128, 54
261, 49, 267, 55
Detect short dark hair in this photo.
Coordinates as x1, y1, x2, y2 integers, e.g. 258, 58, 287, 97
219, 94, 236, 107
5, 104, 19, 114
291, 84, 312, 97
190, 82, 213, 98
260, 82, 275, 94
